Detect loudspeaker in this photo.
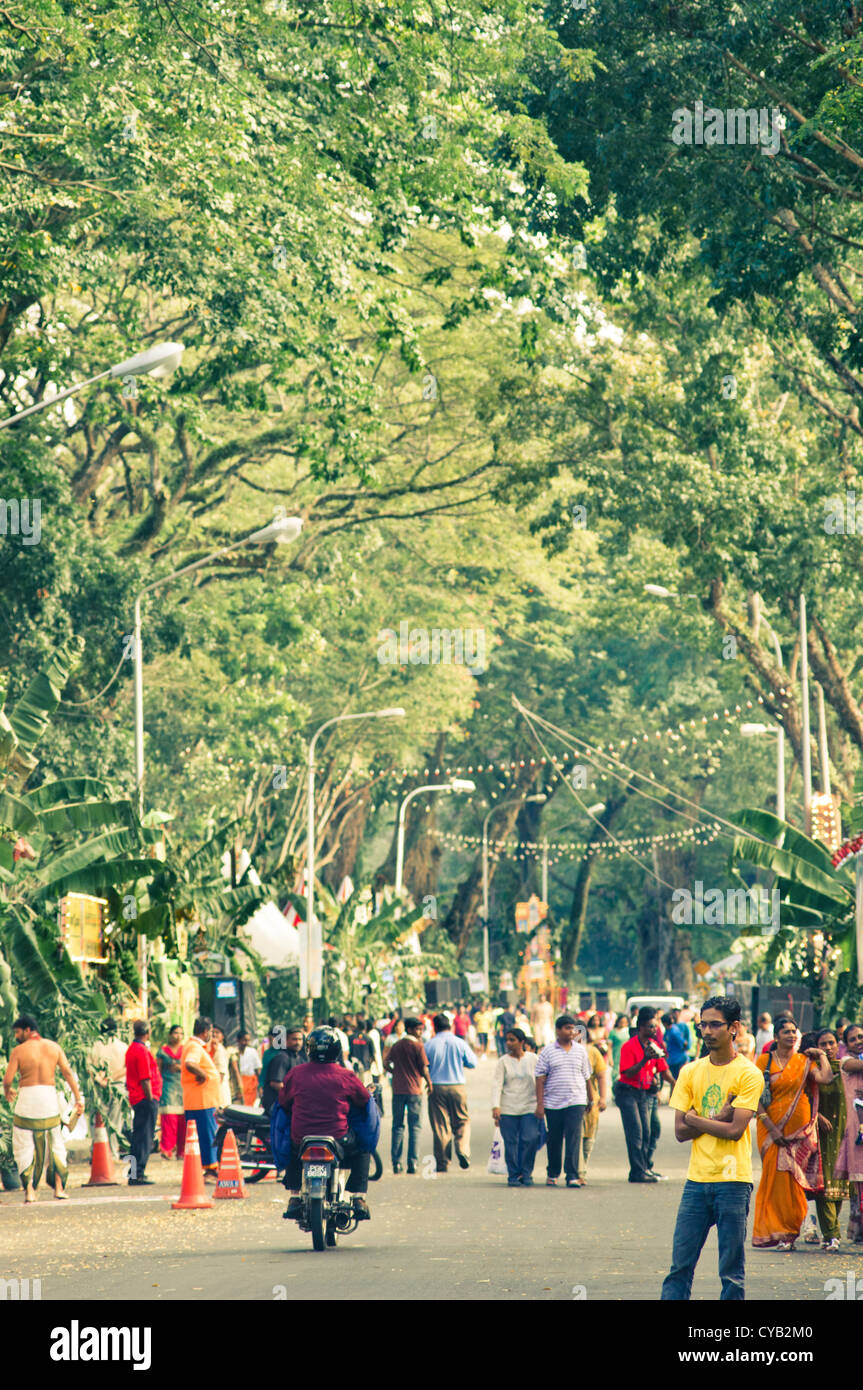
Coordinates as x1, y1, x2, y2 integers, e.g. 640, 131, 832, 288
595, 991, 610, 1013
197, 976, 257, 1044
424, 977, 462, 1009
579, 992, 594, 1013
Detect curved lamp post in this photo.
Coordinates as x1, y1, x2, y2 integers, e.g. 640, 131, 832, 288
1, 341, 186, 429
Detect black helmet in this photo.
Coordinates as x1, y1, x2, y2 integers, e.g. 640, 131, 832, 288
306, 1026, 342, 1063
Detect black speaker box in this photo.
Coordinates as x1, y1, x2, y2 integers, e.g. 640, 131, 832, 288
197, 976, 257, 1044
762, 986, 813, 1034
423, 977, 462, 1008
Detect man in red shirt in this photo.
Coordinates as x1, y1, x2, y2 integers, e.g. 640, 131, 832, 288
279, 1026, 374, 1222
385, 1016, 432, 1173
617, 1007, 669, 1184
125, 1020, 162, 1186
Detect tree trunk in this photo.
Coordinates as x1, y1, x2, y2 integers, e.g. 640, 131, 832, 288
321, 782, 372, 892
559, 794, 628, 976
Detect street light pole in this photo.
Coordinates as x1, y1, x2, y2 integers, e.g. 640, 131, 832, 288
800, 591, 813, 835
1, 341, 185, 429
395, 779, 475, 895
307, 707, 406, 1008
132, 515, 303, 1009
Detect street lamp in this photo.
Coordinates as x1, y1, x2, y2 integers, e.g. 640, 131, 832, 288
131, 514, 303, 1009
395, 778, 476, 895
740, 724, 785, 824
307, 707, 406, 1002
481, 792, 546, 988
1, 341, 186, 429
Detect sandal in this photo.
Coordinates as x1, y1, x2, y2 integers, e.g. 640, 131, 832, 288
546, 1177, 558, 1186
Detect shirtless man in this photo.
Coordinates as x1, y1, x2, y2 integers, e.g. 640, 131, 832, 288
3, 1014, 83, 1203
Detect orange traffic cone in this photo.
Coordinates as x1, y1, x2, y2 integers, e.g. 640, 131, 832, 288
83, 1113, 119, 1187
171, 1120, 214, 1210
213, 1128, 246, 1200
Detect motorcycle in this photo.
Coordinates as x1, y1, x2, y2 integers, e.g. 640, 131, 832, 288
294, 1133, 361, 1250
215, 1104, 275, 1182
217, 1102, 383, 1187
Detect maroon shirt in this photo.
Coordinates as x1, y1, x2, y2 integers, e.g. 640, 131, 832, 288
279, 1062, 370, 1141
387, 1036, 429, 1095
125, 1040, 163, 1106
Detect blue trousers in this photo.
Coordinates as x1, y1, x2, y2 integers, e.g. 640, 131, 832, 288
391, 1094, 422, 1168
499, 1113, 540, 1181
661, 1180, 752, 1301
185, 1108, 217, 1167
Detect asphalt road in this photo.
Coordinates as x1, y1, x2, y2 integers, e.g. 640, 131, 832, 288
3, 1060, 862, 1302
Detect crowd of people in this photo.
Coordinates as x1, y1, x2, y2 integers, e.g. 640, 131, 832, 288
9, 989, 863, 1289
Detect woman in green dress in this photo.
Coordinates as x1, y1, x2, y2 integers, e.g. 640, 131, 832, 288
813, 1027, 847, 1251
609, 1014, 631, 1083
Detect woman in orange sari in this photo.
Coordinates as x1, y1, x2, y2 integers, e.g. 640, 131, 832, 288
753, 1018, 834, 1249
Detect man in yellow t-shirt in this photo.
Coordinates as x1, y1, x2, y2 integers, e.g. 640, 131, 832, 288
181, 1016, 222, 1178
660, 996, 763, 1301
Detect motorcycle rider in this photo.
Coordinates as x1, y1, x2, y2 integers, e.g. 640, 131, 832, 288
279, 1025, 373, 1222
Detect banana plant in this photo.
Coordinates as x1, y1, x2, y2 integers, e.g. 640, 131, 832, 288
730, 808, 853, 932
730, 807, 856, 1015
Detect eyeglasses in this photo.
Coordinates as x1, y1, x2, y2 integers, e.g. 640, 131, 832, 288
699, 1021, 728, 1031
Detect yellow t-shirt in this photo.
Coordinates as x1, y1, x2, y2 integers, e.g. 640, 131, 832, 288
670, 1054, 764, 1183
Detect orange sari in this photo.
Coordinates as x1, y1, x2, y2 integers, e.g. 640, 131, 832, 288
752, 1051, 810, 1247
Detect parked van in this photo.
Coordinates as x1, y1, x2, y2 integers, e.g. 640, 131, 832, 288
625, 994, 686, 1017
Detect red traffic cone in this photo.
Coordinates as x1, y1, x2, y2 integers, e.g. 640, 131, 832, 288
171, 1120, 214, 1210
213, 1128, 246, 1199
83, 1113, 119, 1187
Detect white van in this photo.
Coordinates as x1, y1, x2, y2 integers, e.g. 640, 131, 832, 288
625, 994, 686, 1017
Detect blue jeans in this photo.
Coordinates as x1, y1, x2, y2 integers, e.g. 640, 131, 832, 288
661, 1180, 752, 1301
391, 1094, 422, 1168
185, 1108, 217, 1167
499, 1113, 540, 1181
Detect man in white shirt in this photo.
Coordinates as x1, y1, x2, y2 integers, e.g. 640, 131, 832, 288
327, 1016, 351, 1067
236, 1032, 261, 1106
492, 1026, 540, 1186
755, 1012, 773, 1054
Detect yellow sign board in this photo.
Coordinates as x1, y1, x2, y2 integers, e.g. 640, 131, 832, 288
58, 893, 107, 967
694, 959, 710, 978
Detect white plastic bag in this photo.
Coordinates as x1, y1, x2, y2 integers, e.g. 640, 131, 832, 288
487, 1126, 507, 1175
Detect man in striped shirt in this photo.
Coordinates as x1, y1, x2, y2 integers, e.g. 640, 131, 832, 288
535, 1015, 594, 1187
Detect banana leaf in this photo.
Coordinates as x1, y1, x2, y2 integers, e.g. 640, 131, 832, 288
24, 778, 110, 809
39, 857, 159, 898
1, 911, 61, 1002
182, 818, 243, 876
0, 790, 39, 836
6, 638, 84, 751
733, 808, 838, 874
176, 883, 266, 917
129, 902, 173, 939
36, 829, 149, 886
37, 799, 138, 837
730, 833, 850, 905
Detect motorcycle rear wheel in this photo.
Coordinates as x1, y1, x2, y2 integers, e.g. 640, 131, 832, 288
310, 1196, 325, 1251
325, 1215, 337, 1247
